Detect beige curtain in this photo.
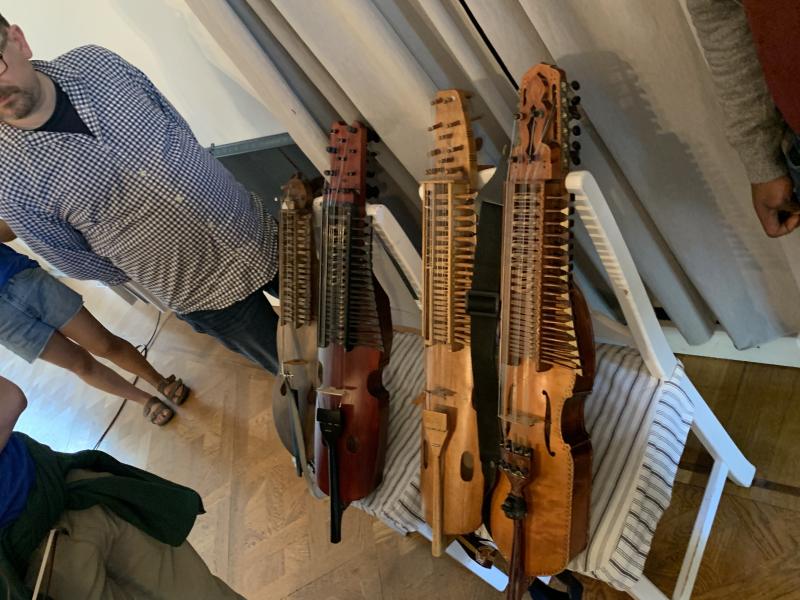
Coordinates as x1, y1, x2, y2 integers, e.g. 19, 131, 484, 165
184, 0, 800, 349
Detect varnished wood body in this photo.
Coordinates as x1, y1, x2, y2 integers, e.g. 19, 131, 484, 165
489, 64, 595, 586
489, 287, 594, 575
420, 89, 485, 556
421, 346, 484, 541
315, 121, 393, 542
315, 335, 390, 504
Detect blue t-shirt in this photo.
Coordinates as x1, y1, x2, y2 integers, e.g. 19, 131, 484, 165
0, 245, 38, 290
0, 432, 36, 528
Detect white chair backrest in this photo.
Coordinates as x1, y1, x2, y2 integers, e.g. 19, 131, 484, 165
567, 171, 677, 380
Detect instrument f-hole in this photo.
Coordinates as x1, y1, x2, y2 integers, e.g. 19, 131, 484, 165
542, 390, 556, 457
460, 452, 475, 482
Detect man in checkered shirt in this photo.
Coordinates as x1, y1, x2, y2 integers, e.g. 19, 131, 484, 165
0, 17, 281, 372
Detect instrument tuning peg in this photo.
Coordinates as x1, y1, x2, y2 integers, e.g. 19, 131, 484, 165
570, 81, 580, 91
475, 137, 484, 151
366, 170, 376, 178
366, 128, 381, 143
571, 141, 581, 151
347, 125, 358, 134
366, 184, 380, 199
570, 96, 581, 106
369, 151, 379, 157
572, 125, 581, 136
569, 150, 581, 165
569, 108, 581, 120
325, 146, 337, 154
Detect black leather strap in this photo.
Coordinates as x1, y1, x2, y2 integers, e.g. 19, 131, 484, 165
468, 199, 503, 500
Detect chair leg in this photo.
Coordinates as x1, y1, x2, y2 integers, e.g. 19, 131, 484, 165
685, 380, 755, 487
672, 460, 728, 600
629, 576, 670, 600
627, 461, 727, 600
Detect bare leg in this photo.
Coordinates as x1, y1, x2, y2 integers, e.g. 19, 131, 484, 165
59, 308, 165, 390
40, 330, 155, 408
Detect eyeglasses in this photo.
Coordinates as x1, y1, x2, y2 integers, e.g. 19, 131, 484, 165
0, 37, 8, 77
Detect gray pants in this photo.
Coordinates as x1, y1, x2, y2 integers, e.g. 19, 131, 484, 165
24, 472, 244, 600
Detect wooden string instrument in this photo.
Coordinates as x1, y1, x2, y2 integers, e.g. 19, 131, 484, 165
420, 89, 484, 557
272, 174, 319, 493
315, 120, 393, 543
488, 64, 595, 599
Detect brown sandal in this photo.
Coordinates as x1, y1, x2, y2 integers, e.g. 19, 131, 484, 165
157, 375, 190, 406
143, 397, 175, 426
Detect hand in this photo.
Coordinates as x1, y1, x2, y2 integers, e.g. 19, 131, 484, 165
0, 219, 16, 243
751, 175, 800, 237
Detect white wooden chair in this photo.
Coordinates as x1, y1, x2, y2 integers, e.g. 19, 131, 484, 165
565, 171, 755, 599
361, 170, 755, 599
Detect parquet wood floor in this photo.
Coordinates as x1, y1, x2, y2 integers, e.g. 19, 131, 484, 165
6, 280, 799, 599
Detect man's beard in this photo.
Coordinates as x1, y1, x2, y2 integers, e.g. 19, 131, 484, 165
0, 86, 39, 120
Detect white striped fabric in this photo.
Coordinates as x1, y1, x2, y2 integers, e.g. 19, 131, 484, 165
356, 336, 694, 591
570, 344, 694, 590
353, 332, 426, 530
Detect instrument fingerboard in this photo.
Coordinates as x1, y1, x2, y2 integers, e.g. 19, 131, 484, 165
500, 65, 582, 373
318, 121, 384, 351
279, 175, 314, 328
422, 90, 479, 350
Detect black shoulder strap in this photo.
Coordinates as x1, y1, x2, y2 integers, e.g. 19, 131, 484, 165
467, 199, 503, 498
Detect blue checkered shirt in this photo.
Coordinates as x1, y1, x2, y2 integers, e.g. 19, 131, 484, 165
0, 45, 277, 313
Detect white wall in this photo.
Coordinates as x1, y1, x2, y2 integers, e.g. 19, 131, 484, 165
2, 0, 286, 146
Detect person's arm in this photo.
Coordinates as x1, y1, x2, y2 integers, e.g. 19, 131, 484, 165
687, 0, 799, 237
0, 377, 26, 451
17, 214, 129, 285
0, 219, 16, 243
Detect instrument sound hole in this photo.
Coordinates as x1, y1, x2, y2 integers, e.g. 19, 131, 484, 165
460, 452, 474, 481
346, 435, 359, 454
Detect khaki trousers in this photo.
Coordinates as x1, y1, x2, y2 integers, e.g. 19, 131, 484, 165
24, 471, 244, 600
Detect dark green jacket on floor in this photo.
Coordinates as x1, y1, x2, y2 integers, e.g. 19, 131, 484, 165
0, 433, 204, 600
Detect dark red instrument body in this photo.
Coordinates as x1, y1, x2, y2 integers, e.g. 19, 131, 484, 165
315, 121, 392, 543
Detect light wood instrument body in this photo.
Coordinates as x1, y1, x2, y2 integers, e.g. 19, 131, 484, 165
487, 64, 594, 594
420, 90, 484, 556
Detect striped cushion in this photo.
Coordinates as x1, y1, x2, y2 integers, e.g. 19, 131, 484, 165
355, 335, 694, 591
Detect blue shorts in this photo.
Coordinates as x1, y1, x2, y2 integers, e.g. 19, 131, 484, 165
0, 267, 83, 363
